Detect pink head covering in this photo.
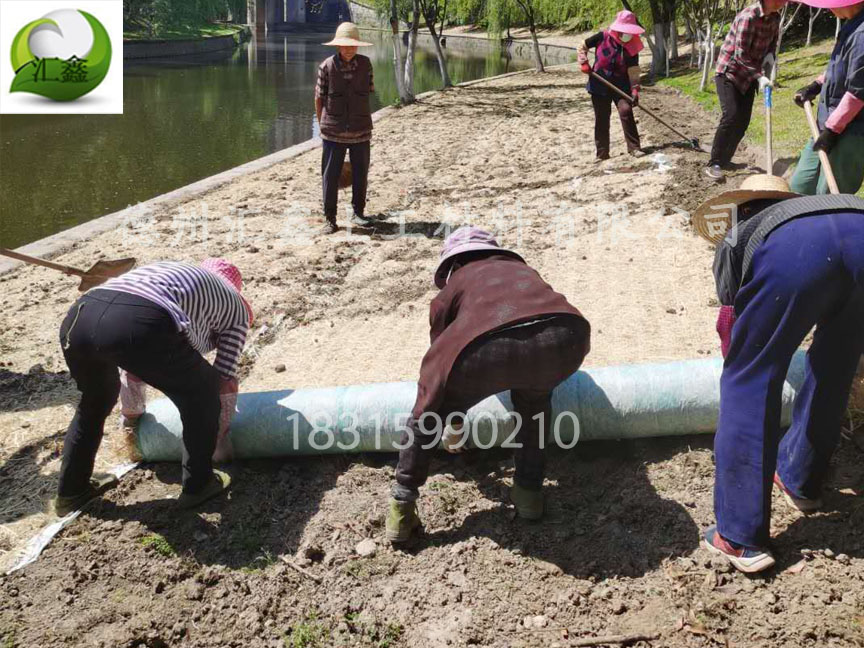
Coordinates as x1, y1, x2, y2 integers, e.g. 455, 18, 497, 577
792, 0, 862, 7
608, 11, 645, 56
434, 226, 524, 288
200, 258, 254, 325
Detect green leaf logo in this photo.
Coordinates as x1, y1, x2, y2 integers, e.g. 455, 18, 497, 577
9, 9, 111, 101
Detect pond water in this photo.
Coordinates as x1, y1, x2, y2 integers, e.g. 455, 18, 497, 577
0, 30, 527, 249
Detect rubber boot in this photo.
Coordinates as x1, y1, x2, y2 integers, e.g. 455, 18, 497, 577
53, 474, 119, 517
176, 470, 231, 509
510, 484, 544, 521
385, 498, 421, 544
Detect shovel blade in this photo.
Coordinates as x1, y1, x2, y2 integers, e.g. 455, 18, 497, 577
77, 258, 136, 292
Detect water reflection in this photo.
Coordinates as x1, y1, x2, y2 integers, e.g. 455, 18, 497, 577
0, 30, 525, 248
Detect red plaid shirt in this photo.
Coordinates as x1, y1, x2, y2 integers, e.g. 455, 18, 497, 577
715, 3, 780, 94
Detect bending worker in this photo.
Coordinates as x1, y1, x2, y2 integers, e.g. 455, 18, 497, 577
790, 0, 864, 195
386, 227, 591, 543
53, 259, 252, 516
705, 0, 786, 181
578, 10, 646, 160
692, 175, 864, 573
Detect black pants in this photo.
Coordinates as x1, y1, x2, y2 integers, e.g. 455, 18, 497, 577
322, 139, 371, 221
394, 316, 589, 499
709, 75, 756, 167
591, 94, 641, 157
58, 290, 221, 497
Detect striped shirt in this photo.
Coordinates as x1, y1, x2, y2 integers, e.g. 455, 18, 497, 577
91, 262, 249, 379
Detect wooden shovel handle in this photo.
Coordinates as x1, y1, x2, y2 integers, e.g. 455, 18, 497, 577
803, 100, 841, 195
0, 248, 85, 276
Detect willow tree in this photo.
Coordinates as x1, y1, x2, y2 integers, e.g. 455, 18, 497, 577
418, 0, 453, 86
483, 0, 545, 71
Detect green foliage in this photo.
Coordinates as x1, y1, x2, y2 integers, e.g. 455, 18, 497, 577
284, 614, 329, 648
139, 533, 176, 557
124, 0, 245, 37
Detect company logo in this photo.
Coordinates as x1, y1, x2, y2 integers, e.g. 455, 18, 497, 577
10, 8, 111, 101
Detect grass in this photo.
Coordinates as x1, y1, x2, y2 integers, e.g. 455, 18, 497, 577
123, 23, 246, 42
139, 533, 176, 557
284, 614, 329, 648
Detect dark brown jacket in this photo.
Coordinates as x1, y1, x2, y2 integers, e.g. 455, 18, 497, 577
412, 255, 590, 418
319, 54, 373, 136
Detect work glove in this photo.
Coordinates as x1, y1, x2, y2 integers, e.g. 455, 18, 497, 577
762, 52, 776, 78
213, 377, 238, 463
580, 62, 591, 75
794, 80, 823, 108
631, 85, 640, 107
716, 305, 736, 359
577, 49, 588, 65
813, 127, 839, 154
757, 75, 773, 92
119, 370, 146, 428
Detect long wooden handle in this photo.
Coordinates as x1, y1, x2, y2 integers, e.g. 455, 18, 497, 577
764, 86, 773, 175
0, 248, 85, 277
588, 71, 694, 143
803, 99, 840, 194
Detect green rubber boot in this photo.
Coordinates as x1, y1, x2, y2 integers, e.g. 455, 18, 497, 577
176, 470, 231, 510
510, 484, 545, 521
385, 498, 421, 544
53, 474, 119, 517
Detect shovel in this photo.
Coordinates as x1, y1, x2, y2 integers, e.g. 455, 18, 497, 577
588, 71, 710, 153
802, 99, 841, 194
0, 248, 136, 292
763, 84, 774, 175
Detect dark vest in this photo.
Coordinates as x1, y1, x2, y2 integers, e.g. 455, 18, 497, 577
818, 11, 864, 135
320, 54, 373, 135
713, 194, 864, 306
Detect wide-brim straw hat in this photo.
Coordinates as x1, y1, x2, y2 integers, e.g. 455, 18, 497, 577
434, 226, 524, 288
323, 22, 373, 47
692, 174, 800, 245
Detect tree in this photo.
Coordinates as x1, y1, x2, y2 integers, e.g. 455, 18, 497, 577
388, 0, 413, 103
418, 0, 454, 86
513, 0, 546, 71
806, 6, 822, 47
771, 2, 803, 83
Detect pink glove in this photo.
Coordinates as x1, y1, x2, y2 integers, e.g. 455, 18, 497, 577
716, 305, 737, 358
119, 370, 146, 427
213, 378, 238, 462
631, 85, 640, 106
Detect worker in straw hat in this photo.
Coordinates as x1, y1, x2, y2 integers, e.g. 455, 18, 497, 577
789, 0, 864, 195
316, 22, 375, 234
577, 10, 647, 160
385, 227, 591, 543
692, 175, 864, 573
53, 259, 253, 516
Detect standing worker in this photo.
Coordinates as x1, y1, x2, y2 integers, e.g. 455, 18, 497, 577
53, 259, 252, 516
578, 10, 647, 160
704, 0, 786, 181
692, 176, 864, 572
789, 0, 864, 195
386, 227, 591, 543
315, 22, 375, 234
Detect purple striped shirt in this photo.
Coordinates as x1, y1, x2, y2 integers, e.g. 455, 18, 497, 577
91, 262, 249, 379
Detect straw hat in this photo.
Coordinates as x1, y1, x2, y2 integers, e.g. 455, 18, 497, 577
323, 22, 373, 47
434, 226, 524, 288
692, 174, 799, 244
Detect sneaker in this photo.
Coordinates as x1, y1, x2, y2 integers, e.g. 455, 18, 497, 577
704, 164, 724, 181
702, 525, 775, 573
54, 475, 119, 517
176, 470, 231, 509
628, 148, 646, 158
774, 473, 822, 513
385, 498, 422, 544
319, 219, 338, 235
510, 484, 545, 521
350, 214, 373, 227
596, 152, 610, 161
